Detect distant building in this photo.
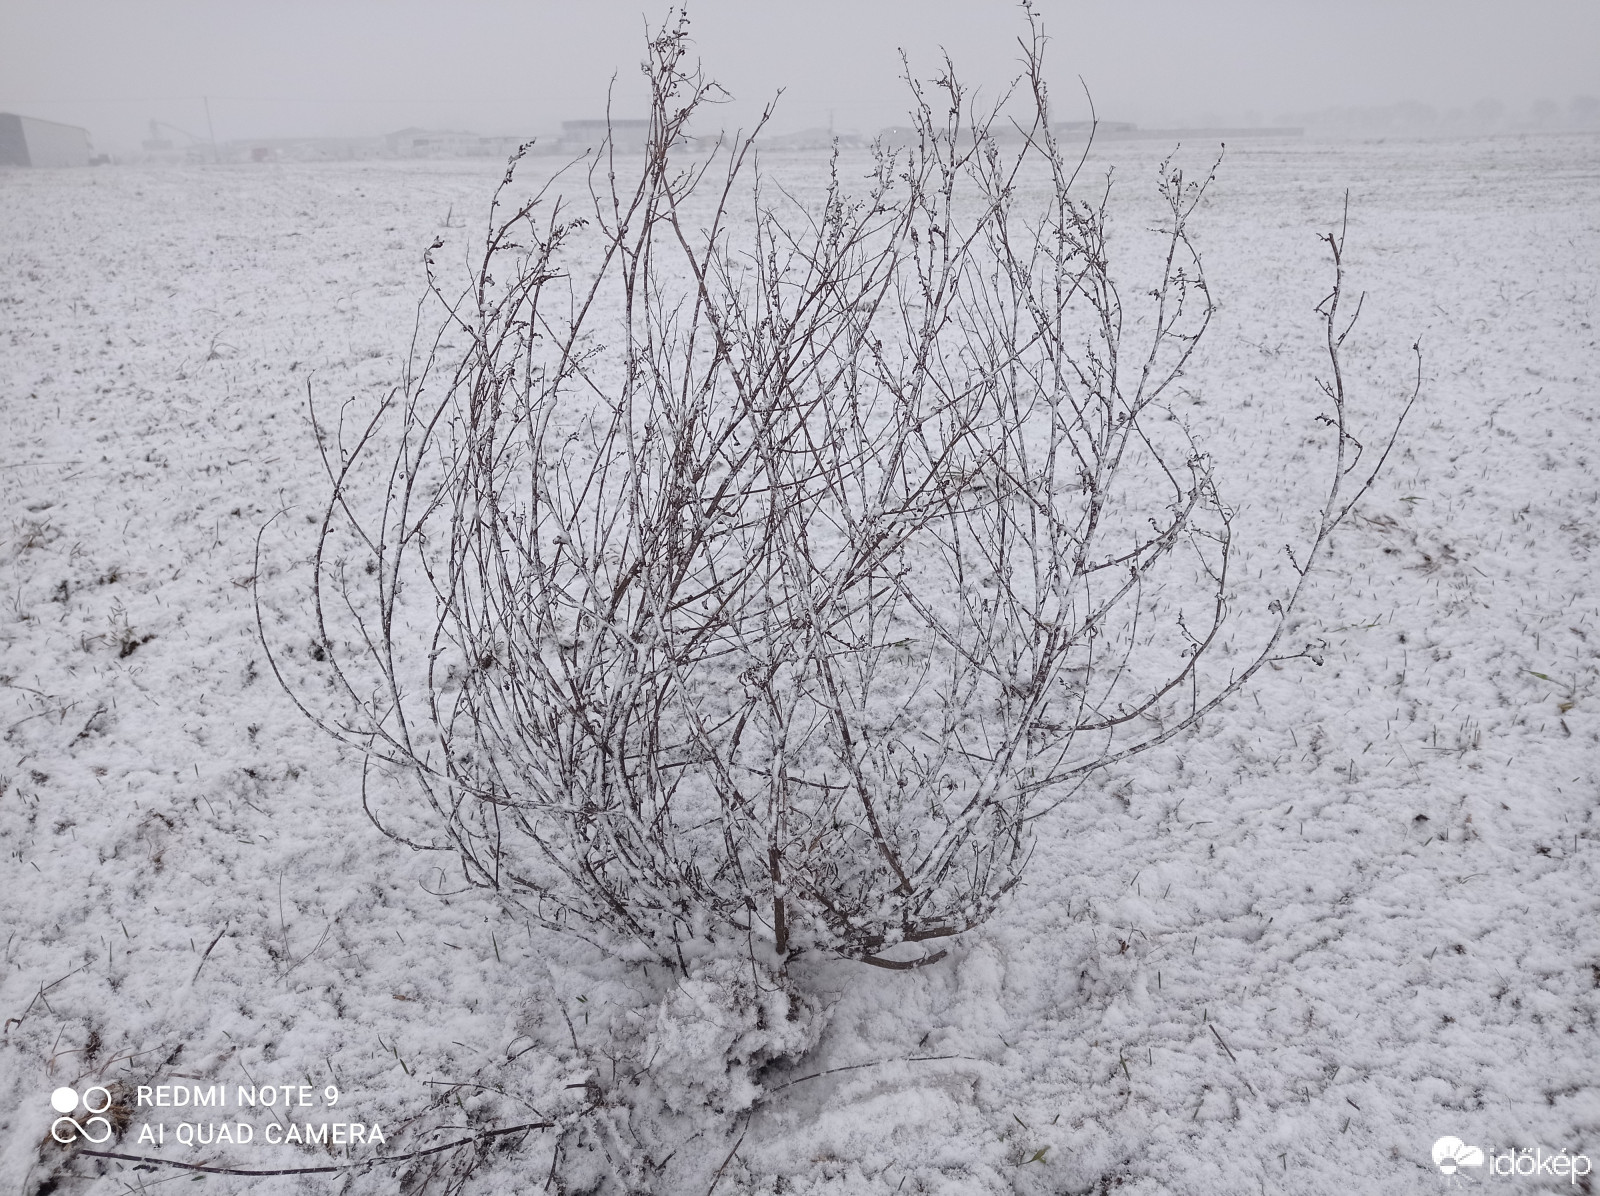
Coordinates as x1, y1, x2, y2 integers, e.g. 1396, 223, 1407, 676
876, 119, 1138, 149
232, 135, 387, 163
0, 113, 92, 167
759, 127, 865, 152
384, 127, 425, 155
560, 119, 652, 153
382, 127, 521, 158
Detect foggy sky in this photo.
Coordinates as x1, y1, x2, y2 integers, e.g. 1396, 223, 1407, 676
3, 0, 1597, 152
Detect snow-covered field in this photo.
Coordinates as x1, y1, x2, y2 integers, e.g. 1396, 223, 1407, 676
2, 132, 1597, 1194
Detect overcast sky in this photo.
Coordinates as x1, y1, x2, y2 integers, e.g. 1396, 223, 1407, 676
3, 1, 1597, 151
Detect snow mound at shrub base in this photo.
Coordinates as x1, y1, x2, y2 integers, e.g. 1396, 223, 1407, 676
645, 958, 827, 1116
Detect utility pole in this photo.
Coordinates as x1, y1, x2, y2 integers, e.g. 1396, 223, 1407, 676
203, 95, 219, 164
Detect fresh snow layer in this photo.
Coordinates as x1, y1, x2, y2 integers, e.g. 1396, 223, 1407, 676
1, 134, 1597, 1194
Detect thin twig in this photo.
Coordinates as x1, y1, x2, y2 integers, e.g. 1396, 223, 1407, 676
190, 924, 228, 985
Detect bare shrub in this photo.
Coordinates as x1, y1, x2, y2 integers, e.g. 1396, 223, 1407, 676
261, 13, 1414, 976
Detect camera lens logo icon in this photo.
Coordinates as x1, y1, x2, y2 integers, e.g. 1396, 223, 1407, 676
50, 1087, 114, 1144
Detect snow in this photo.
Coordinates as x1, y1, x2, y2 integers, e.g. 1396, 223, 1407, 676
2, 132, 1597, 1194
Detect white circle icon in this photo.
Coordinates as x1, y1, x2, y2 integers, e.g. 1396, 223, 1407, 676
82, 1087, 112, 1114
50, 1087, 78, 1113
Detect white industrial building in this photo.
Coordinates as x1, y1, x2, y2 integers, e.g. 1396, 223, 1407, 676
560, 119, 652, 153
0, 113, 92, 167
